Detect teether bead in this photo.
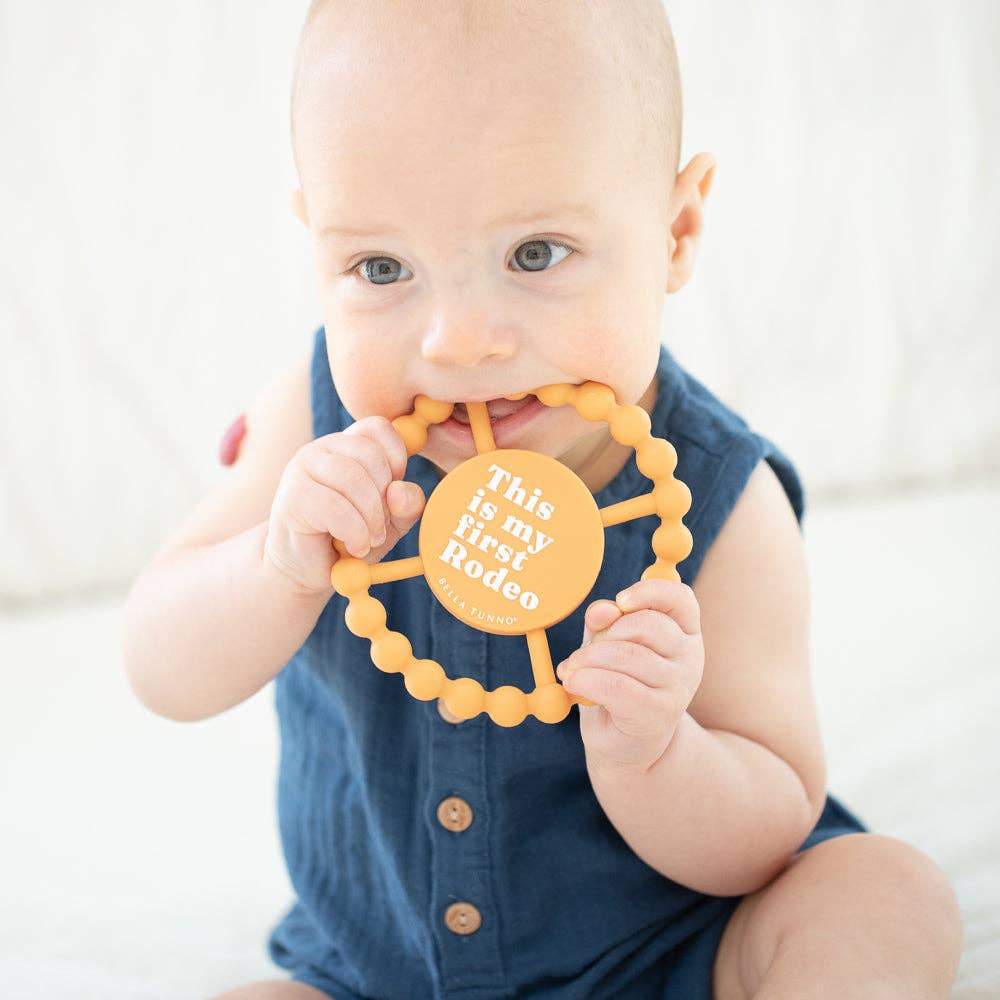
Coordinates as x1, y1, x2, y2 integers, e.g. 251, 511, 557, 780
486, 685, 529, 727
370, 630, 412, 673
331, 557, 371, 596
412, 395, 454, 424
391, 414, 428, 453
447, 676, 485, 719
652, 522, 693, 562
653, 478, 692, 518
535, 383, 573, 407
574, 382, 616, 422
609, 404, 652, 446
636, 438, 678, 478
405, 658, 446, 700
344, 595, 387, 636
529, 683, 573, 724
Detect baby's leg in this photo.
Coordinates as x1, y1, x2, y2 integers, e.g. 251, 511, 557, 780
711, 832, 962, 999
209, 980, 333, 1000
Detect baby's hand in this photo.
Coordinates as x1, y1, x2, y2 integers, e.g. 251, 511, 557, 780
556, 579, 705, 774
263, 416, 426, 595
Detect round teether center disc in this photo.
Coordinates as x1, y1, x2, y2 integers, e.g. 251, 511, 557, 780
417, 448, 605, 635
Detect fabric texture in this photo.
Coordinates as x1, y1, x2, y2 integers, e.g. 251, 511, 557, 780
266, 326, 868, 1000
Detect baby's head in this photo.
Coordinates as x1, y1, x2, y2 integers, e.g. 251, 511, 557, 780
289, 0, 714, 487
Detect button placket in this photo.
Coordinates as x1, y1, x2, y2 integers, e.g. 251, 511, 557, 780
426, 595, 506, 994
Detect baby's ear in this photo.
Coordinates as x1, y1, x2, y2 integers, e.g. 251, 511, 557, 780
289, 188, 309, 228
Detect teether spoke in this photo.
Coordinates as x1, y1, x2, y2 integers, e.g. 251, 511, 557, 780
368, 555, 425, 585
466, 400, 497, 453
524, 628, 555, 687
599, 492, 658, 527
525, 627, 597, 712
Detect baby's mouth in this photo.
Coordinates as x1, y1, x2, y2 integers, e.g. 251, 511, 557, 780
450, 394, 537, 424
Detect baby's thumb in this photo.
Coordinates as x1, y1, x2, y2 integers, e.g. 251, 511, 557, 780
386, 480, 426, 531
581, 600, 622, 646
358, 481, 426, 564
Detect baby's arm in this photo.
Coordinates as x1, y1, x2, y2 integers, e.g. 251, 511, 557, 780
123, 526, 331, 723
122, 349, 321, 721
584, 460, 827, 897
122, 348, 424, 722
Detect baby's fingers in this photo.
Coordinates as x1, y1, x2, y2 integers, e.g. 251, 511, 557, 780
303, 445, 386, 552
600, 608, 686, 661
557, 640, 666, 690
344, 415, 409, 483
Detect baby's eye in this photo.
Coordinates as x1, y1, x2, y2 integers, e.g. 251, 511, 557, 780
510, 239, 573, 272
355, 257, 413, 285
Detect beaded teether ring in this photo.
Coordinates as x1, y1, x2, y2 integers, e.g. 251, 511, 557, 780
330, 382, 693, 728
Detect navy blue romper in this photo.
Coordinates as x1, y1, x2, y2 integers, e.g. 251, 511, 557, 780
266, 326, 868, 999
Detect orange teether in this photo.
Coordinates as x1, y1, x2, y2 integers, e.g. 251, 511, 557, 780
330, 383, 693, 727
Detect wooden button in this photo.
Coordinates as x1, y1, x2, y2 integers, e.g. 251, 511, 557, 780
436, 796, 473, 832
437, 697, 464, 724
444, 901, 482, 935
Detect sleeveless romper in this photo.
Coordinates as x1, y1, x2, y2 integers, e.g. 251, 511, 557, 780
266, 326, 868, 999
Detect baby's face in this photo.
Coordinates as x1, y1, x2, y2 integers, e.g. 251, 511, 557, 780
293, 8, 676, 485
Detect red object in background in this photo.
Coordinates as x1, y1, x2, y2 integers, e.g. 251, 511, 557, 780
219, 412, 248, 465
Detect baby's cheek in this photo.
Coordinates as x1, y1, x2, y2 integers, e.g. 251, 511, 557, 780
219, 412, 247, 465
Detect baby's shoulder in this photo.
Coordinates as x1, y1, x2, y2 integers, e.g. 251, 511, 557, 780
148, 345, 314, 565
243, 343, 315, 457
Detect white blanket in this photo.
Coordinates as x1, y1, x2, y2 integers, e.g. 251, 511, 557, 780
1, 481, 997, 997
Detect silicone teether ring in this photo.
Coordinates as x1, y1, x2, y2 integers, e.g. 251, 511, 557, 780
330, 383, 693, 727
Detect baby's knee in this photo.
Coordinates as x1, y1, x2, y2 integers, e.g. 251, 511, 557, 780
822, 833, 963, 977
844, 834, 960, 927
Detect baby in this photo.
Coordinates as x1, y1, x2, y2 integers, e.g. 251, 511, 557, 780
122, 2, 962, 998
